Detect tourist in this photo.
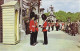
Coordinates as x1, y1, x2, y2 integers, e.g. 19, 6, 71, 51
71, 22, 76, 36
78, 20, 80, 34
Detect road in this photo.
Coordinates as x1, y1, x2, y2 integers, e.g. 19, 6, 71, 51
0, 28, 80, 51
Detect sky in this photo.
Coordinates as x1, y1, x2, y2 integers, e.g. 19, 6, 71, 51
40, 0, 80, 13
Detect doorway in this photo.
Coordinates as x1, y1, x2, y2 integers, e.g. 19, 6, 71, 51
15, 10, 19, 42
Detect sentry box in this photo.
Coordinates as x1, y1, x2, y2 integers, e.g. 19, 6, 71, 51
1, 1, 20, 44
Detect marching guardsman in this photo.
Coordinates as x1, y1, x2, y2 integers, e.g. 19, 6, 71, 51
48, 20, 51, 32
41, 14, 48, 45
34, 14, 38, 44
55, 20, 59, 31
51, 20, 54, 31
29, 12, 36, 46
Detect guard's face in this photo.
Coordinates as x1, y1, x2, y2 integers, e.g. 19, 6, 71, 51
32, 17, 35, 20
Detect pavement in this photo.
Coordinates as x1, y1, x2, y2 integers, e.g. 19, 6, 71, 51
0, 27, 80, 51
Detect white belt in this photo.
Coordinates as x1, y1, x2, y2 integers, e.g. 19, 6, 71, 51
32, 25, 35, 27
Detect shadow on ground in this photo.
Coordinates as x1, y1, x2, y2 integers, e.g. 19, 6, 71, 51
38, 40, 44, 43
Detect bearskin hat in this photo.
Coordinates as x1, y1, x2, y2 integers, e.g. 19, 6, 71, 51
52, 20, 54, 22
34, 14, 38, 20
30, 11, 35, 19
56, 20, 58, 22
41, 14, 47, 20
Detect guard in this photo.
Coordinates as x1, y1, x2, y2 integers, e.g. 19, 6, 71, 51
41, 14, 48, 45
34, 14, 38, 44
29, 12, 36, 46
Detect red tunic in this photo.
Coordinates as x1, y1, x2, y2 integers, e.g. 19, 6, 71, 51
29, 20, 35, 32
35, 21, 38, 32
48, 23, 51, 27
62, 23, 64, 26
55, 22, 59, 26
51, 23, 54, 26
42, 21, 47, 32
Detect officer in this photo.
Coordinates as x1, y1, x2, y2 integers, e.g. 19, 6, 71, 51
41, 14, 48, 45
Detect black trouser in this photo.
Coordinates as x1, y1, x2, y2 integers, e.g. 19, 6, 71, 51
51, 25, 54, 30
48, 27, 50, 32
56, 26, 59, 31
34, 31, 38, 43
30, 32, 35, 45
71, 30, 75, 36
25, 23, 27, 34
72, 32, 75, 36
43, 31, 48, 44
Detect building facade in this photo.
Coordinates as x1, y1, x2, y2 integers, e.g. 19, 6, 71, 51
0, 0, 41, 44
48, 5, 56, 23
39, 8, 45, 25
0, 0, 4, 43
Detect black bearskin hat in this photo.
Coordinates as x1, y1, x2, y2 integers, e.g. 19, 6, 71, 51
30, 11, 35, 19
56, 20, 58, 22
52, 20, 54, 22
34, 14, 38, 20
41, 14, 47, 20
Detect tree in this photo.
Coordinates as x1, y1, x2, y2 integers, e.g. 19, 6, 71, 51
45, 12, 50, 16
44, 10, 80, 22
54, 10, 67, 22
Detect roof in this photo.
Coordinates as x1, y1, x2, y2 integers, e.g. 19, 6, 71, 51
40, 8, 45, 12
40, 8, 45, 10
1, 1, 18, 6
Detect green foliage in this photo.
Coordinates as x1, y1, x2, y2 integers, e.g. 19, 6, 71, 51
45, 10, 80, 22
54, 10, 67, 22
44, 12, 50, 16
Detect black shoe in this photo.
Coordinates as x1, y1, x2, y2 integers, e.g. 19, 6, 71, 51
71, 35, 73, 36
74, 35, 75, 36
34, 42, 38, 45
48, 31, 50, 32
43, 43, 48, 45
31, 43, 36, 46
31, 44, 35, 46
35, 42, 38, 44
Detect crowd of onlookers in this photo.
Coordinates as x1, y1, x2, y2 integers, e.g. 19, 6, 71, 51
64, 21, 80, 36
46, 20, 80, 36
58, 21, 80, 36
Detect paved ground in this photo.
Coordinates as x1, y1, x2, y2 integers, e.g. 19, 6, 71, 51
0, 28, 80, 51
